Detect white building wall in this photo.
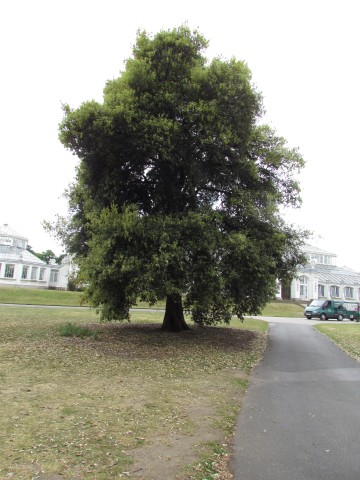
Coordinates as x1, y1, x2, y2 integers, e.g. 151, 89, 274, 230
289, 244, 360, 304
0, 260, 52, 289
291, 277, 360, 304
0, 225, 73, 290
0, 260, 71, 290
291, 271, 319, 302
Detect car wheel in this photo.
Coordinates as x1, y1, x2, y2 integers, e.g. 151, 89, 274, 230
337, 314, 344, 321
320, 313, 327, 321
306, 316, 312, 319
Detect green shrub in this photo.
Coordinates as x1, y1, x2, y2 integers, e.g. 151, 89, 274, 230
59, 322, 97, 339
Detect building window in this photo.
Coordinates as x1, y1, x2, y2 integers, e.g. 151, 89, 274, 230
39, 268, 46, 281
310, 253, 334, 265
299, 276, 308, 297
318, 284, 325, 297
31, 267, 38, 280
13, 238, 26, 248
22, 266, 29, 279
50, 270, 59, 283
344, 287, 354, 298
0, 236, 12, 245
4, 264, 15, 278
324, 255, 332, 265
330, 285, 340, 298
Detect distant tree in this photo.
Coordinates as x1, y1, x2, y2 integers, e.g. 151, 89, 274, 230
27, 247, 65, 265
35, 249, 56, 264
54, 26, 306, 331
55, 253, 66, 264
26, 244, 35, 255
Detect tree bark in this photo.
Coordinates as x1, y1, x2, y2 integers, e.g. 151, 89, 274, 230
161, 294, 190, 332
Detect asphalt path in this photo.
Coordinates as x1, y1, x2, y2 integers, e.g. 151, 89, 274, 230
231, 320, 360, 480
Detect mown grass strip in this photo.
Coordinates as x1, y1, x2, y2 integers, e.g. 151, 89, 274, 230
0, 287, 84, 306
0, 287, 304, 318
315, 323, 360, 360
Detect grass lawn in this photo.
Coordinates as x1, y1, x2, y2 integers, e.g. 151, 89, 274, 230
0, 306, 267, 479
259, 301, 303, 318
315, 323, 360, 361
0, 287, 304, 317
0, 287, 84, 306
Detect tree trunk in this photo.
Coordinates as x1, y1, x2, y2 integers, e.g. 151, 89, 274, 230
161, 294, 190, 332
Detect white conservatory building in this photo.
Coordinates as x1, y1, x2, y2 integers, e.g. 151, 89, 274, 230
0, 224, 73, 290
288, 244, 360, 303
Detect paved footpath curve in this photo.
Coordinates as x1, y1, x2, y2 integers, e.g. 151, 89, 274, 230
231, 321, 360, 480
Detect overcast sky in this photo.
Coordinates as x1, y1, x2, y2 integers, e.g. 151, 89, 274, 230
1, 0, 359, 268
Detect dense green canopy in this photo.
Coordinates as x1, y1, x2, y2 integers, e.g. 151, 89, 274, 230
56, 26, 306, 331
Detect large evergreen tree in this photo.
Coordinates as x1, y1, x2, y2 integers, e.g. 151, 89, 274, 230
56, 26, 306, 331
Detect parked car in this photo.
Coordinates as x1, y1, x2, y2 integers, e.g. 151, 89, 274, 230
304, 299, 360, 321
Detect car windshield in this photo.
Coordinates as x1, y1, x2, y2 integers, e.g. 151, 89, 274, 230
309, 300, 324, 307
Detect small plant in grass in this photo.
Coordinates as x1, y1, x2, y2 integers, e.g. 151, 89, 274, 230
59, 322, 97, 339
190, 442, 229, 479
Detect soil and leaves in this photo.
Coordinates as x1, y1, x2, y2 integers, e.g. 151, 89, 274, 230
315, 323, 360, 360
0, 307, 267, 479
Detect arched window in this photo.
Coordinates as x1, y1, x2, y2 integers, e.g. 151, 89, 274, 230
299, 276, 308, 298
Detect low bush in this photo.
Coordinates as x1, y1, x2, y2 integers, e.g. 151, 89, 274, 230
59, 321, 97, 339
